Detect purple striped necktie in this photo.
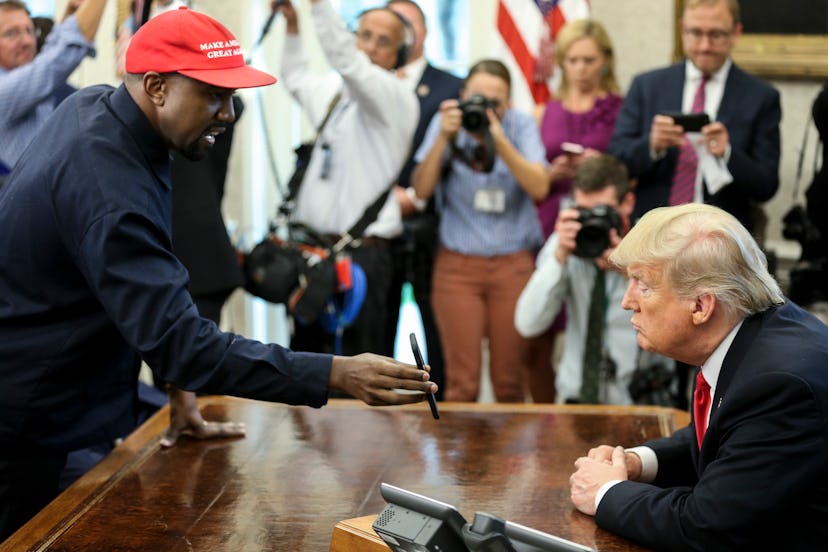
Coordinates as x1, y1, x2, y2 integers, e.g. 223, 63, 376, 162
669, 74, 709, 206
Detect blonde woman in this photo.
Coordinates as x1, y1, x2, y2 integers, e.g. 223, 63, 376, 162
525, 19, 622, 402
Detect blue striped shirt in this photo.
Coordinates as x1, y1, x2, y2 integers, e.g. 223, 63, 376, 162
415, 108, 546, 256
0, 16, 94, 170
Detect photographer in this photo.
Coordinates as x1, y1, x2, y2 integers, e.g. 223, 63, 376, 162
783, 80, 828, 310
515, 154, 645, 404
276, 0, 418, 357
412, 58, 548, 402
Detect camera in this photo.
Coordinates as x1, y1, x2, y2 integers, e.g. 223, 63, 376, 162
782, 205, 822, 261
574, 204, 622, 258
783, 205, 828, 306
459, 94, 497, 133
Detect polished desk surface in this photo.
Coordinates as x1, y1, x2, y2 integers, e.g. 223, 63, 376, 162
3, 398, 689, 552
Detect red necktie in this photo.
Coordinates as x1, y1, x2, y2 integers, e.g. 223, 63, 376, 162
669, 75, 709, 206
693, 369, 711, 448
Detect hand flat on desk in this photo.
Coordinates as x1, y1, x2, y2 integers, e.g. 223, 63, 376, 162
161, 386, 246, 448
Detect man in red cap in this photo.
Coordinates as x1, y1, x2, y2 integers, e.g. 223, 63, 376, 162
0, 7, 437, 541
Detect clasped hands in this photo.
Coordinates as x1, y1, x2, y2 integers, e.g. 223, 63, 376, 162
569, 445, 643, 516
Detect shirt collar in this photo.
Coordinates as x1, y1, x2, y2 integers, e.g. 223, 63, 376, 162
109, 84, 172, 190
700, 318, 743, 393
685, 57, 732, 85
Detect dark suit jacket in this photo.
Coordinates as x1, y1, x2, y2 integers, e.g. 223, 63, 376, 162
396, 63, 463, 189
596, 301, 828, 551
609, 61, 780, 231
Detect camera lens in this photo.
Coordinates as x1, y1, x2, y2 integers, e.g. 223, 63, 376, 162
462, 111, 486, 132
575, 223, 611, 258
573, 205, 622, 258
459, 94, 491, 133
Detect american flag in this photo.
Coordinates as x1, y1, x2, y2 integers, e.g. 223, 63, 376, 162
495, 0, 591, 111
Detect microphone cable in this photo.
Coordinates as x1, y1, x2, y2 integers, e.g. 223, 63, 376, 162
247, 1, 289, 215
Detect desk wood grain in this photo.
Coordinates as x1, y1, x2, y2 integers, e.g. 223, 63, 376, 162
2, 398, 688, 551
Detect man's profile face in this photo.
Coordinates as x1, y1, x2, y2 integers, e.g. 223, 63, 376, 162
621, 264, 697, 361
156, 74, 235, 161
354, 10, 404, 71
0, 8, 36, 70
681, 1, 742, 76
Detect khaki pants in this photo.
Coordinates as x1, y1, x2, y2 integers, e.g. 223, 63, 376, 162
431, 248, 534, 402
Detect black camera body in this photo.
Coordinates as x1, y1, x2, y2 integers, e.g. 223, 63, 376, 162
783, 204, 828, 306
459, 94, 496, 133
574, 204, 622, 258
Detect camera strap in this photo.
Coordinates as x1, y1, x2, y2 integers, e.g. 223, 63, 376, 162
278, 91, 395, 253
450, 131, 496, 173
282, 92, 342, 211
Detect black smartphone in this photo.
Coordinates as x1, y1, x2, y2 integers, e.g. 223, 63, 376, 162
410, 333, 439, 420
663, 112, 710, 132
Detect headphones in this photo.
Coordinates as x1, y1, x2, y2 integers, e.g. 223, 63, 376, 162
356, 7, 414, 69
318, 261, 368, 335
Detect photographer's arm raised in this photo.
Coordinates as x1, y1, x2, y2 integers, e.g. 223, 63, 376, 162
412, 99, 462, 201
487, 110, 549, 201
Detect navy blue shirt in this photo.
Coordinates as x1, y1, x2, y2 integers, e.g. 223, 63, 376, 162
0, 85, 331, 451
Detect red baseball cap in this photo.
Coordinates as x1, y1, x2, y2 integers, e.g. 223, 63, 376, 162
125, 7, 276, 89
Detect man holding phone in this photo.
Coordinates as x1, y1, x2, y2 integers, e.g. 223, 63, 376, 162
609, 0, 780, 233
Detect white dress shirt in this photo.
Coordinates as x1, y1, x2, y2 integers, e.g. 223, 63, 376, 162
280, 1, 419, 239
683, 59, 733, 201
515, 233, 639, 404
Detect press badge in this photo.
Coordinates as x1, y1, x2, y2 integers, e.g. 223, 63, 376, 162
473, 188, 505, 213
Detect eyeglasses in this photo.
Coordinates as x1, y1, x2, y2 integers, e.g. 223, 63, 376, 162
0, 27, 35, 41
682, 27, 732, 45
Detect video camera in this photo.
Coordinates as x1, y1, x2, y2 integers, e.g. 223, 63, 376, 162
459, 94, 497, 133
574, 204, 622, 258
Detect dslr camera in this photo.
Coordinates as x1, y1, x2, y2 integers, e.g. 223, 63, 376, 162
459, 94, 497, 133
782, 205, 828, 306
574, 204, 622, 258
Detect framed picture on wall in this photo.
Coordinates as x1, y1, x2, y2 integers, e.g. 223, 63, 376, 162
674, 0, 828, 79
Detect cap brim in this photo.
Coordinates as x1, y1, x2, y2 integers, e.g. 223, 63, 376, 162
178, 65, 276, 89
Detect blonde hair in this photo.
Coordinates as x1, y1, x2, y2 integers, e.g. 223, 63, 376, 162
610, 204, 783, 321
554, 19, 619, 97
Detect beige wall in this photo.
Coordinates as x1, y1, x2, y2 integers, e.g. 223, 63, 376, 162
63, 0, 821, 336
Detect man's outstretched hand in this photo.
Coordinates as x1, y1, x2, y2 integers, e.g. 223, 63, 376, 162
329, 353, 437, 406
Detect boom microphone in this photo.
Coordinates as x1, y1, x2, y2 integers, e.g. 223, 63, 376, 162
253, 0, 286, 51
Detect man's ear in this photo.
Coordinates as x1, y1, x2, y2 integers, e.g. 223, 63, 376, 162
691, 293, 716, 326
142, 72, 168, 107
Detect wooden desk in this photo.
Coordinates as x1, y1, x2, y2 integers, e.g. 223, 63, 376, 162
2, 398, 688, 552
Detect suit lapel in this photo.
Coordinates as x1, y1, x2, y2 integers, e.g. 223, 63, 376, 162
716, 63, 745, 127
417, 65, 443, 109
712, 308, 765, 418
665, 63, 686, 113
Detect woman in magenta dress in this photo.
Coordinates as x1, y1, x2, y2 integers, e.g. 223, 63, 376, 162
525, 19, 623, 402
535, 19, 622, 238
